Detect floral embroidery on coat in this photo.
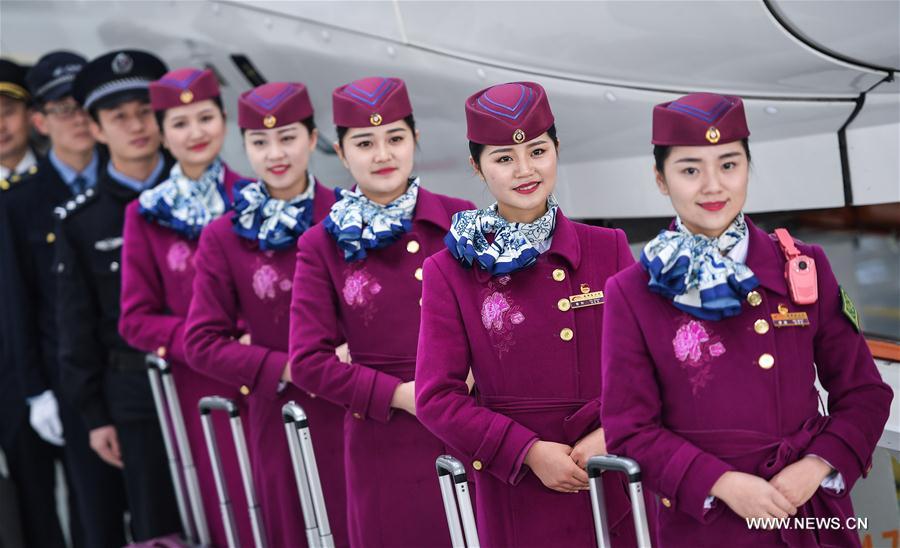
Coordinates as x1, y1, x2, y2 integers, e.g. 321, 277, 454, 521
250, 255, 293, 323
342, 266, 382, 325
166, 241, 193, 273
480, 275, 524, 356
672, 318, 725, 394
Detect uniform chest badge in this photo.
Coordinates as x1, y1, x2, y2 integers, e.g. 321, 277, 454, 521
94, 236, 124, 251
770, 303, 810, 327
568, 283, 604, 309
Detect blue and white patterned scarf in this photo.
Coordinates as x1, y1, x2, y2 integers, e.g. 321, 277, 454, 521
232, 174, 316, 250
446, 196, 558, 276
640, 212, 759, 320
324, 177, 419, 262
138, 158, 228, 239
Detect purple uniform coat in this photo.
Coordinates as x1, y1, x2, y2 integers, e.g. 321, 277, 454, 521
415, 211, 638, 548
184, 181, 349, 548
601, 218, 892, 547
288, 187, 475, 548
119, 164, 250, 547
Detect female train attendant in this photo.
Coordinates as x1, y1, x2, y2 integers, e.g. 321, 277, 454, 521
600, 93, 892, 547
184, 83, 348, 548
287, 76, 475, 547
118, 67, 252, 547
415, 82, 638, 547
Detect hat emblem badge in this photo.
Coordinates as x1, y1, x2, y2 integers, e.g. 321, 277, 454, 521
512, 128, 526, 144
705, 126, 720, 144
111, 53, 133, 75
370, 113, 383, 126
263, 115, 277, 128
180, 90, 194, 104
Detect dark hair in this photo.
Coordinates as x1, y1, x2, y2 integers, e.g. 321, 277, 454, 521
87, 90, 151, 123
155, 96, 225, 133
653, 138, 751, 174
335, 114, 416, 147
240, 115, 316, 137
469, 124, 559, 170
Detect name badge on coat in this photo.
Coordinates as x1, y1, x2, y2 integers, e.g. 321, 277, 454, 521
569, 283, 604, 309
770, 304, 810, 327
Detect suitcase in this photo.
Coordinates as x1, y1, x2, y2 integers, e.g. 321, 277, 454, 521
198, 396, 267, 548
586, 455, 652, 548
435, 455, 480, 548
146, 353, 210, 546
282, 401, 334, 548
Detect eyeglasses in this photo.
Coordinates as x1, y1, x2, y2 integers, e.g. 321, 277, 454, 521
42, 102, 84, 119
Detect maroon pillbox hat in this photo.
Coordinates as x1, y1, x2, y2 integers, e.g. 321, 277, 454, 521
332, 77, 412, 128
238, 82, 313, 130
652, 93, 750, 146
465, 82, 554, 146
149, 68, 219, 111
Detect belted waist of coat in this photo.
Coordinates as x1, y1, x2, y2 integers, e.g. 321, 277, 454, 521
476, 394, 601, 444
108, 349, 147, 373
351, 352, 417, 381
673, 415, 831, 479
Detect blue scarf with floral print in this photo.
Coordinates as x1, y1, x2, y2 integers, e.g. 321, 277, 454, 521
324, 177, 419, 261
641, 212, 759, 320
138, 158, 228, 239
231, 174, 315, 250
446, 196, 558, 276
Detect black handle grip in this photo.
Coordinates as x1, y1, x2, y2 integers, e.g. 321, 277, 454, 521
435, 455, 468, 484
586, 455, 641, 483
145, 353, 170, 374
199, 396, 240, 418
282, 401, 309, 427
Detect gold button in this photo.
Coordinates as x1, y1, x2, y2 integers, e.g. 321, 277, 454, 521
406, 240, 420, 254
747, 291, 762, 307
414, 267, 423, 281
0, 180, 8, 190
758, 353, 775, 369
552, 269, 566, 282
661, 497, 672, 508
557, 298, 571, 312
46, 232, 56, 244
754, 319, 770, 335
156, 346, 167, 358
240, 385, 250, 396
472, 460, 483, 471
352, 412, 362, 420
28, 165, 37, 175
560, 328, 574, 341
10, 174, 20, 183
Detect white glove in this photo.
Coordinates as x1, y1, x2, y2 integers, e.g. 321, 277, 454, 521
28, 390, 65, 446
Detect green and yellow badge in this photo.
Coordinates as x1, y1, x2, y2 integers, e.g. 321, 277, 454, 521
839, 286, 860, 332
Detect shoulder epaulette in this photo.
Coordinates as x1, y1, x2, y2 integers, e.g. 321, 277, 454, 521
55, 186, 98, 220
0, 164, 38, 192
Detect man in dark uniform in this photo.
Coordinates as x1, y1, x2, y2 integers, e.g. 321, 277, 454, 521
0, 51, 130, 548
0, 58, 70, 548
55, 49, 181, 542
0, 58, 37, 181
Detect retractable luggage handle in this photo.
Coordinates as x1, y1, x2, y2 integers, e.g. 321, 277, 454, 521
199, 396, 267, 548
435, 455, 480, 548
282, 402, 334, 548
146, 353, 210, 546
587, 455, 652, 548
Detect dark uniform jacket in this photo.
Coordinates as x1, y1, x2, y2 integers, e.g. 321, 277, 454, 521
0, 155, 101, 403
0, 162, 41, 447
55, 157, 172, 430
